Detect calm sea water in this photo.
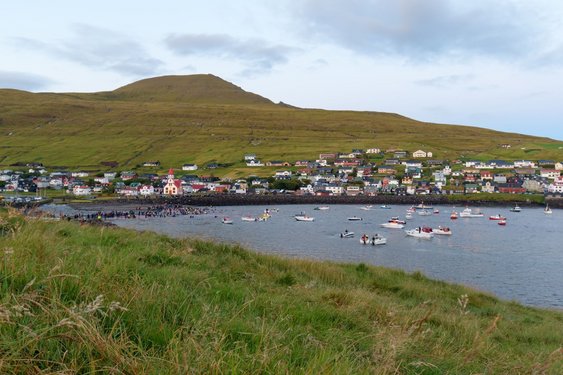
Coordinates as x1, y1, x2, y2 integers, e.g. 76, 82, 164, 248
44, 204, 563, 308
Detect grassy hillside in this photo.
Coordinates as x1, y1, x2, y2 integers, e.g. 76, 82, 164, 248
0, 208, 562, 373
1, 75, 562, 175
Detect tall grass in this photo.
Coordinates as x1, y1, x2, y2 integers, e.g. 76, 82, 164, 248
1, 207, 561, 373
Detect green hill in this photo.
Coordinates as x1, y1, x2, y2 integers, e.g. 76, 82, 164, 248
0, 74, 561, 174
1, 208, 562, 373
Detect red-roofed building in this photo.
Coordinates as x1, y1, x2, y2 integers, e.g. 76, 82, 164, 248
163, 168, 183, 196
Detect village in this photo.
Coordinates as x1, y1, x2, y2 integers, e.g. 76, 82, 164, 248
1, 147, 563, 202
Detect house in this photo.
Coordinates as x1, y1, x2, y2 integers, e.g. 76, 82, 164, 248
117, 186, 139, 197
274, 170, 292, 178
377, 166, 397, 174
394, 151, 408, 159
182, 164, 198, 171
500, 143, 511, 148
547, 176, 563, 193
412, 150, 428, 158
345, 185, 362, 196
481, 181, 496, 193
514, 160, 536, 168
244, 154, 257, 161
319, 153, 337, 160
72, 185, 92, 196
71, 171, 89, 178
403, 160, 423, 168
480, 171, 493, 180
324, 184, 344, 195
540, 169, 560, 179
555, 162, 563, 171
385, 158, 400, 165
426, 159, 444, 166
142, 161, 160, 167
493, 174, 507, 183
402, 175, 414, 185
464, 183, 480, 193
104, 172, 117, 181
120, 171, 137, 181
139, 185, 155, 196
246, 159, 264, 167
266, 160, 291, 167
497, 183, 526, 194
163, 169, 183, 196
294, 160, 311, 167
538, 160, 554, 166
366, 148, 381, 154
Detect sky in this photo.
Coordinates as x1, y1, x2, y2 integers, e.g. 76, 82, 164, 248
1, 0, 563, 140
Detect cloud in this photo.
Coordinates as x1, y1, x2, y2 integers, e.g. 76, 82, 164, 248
0, 71, 53, 91
293, 0, 557, 64
165, 33, 298, 74
415, 74, 473, 88
13, 24, 163, 76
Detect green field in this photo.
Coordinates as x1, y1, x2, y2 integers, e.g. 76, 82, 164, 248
1, 75, 562, 177
0, 208, 562, 373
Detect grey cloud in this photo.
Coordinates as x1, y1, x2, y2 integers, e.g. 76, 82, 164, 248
12, 24, 163, 76
0, 71, 53, 91
294, 0, 551, 63
416, 74, 473, 88
165, 33, 298, 74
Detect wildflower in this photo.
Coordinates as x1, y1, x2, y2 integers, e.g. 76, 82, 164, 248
458, 294, 470, 315
83, 294, 105, 314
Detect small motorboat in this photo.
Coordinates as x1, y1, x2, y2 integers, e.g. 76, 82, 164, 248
405, 213, 413, 219
380, 222, 405, 229
359, 234, 387, 245
347, 216, 363, 221
510, 205, 521, 212
405, 228, 434, 239
388, 216, 406, 224
498, 219, 507, 226
340, 231, 355, 238
489, 214, 506, 221
406, 206, 416, 213
432, 226, 452, 235
314, 206, 330, 210
450, 211, 458, 220
222, 217, 234, 224
544, 204, 552, 215
241, 216, 257, 222
360, 205, 374, 211
380, 205, 391, 209
418, 210, 432, 216
295, 215, 315, 222
433, 209, 440, 214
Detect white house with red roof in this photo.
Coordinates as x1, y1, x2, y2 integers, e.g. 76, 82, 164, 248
163, 169, 183, 196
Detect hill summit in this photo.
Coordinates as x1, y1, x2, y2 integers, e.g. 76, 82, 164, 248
111, 74, 274, 105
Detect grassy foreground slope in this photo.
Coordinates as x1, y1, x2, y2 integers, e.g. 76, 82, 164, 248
1, 209, 561, 373
1, 75, 562, 174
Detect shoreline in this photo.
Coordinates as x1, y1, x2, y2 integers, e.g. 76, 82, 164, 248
59, 193, 562, 210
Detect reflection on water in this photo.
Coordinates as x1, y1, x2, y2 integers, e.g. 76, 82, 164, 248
43, 204, 563, 308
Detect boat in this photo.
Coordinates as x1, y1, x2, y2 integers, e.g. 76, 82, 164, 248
340, 231, 355, 238
380, 205, 391, 209
414, 202, 433, 209
388, 216, 406, 224
347, 216, 363, 221
498, 219, 507, 226
360, 205, 374, 211
241, 216, 257, 222
544, 204, 552, 215
510, 205, 521, 212
432, 226, 452, 235
433, 209, 440, 214
258, 213, 271, 221
314, 206, 330, 210
294, 215, 315, 222
359, 234, 387, 245
380, 222, 405, 229
450, 211, 458, 220
418, 209, 432, 216
406, 206, 416, 213
405, 228, 434, 239
405, 212, 413, 219
222, 217, 234, 224
488, 214, 506, 220
459, 207, 484, 218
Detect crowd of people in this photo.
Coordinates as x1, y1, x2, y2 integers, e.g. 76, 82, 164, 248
55, 204, 211, 222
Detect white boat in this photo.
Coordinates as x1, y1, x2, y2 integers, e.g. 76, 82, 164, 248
459, 207, 484, 218
510, 205, 521, 212
360, 205, 374, 211
347, 216, 363, 221
418, 209, 432, 216
432, 226, 452, 235
359, 235, 387, 245
380, 222, 405, 229
340, 231, 355, 238
405, 213, 413, 219
405, 228, 434, 239
380, 205, 391, 209
544, 204, 552, 215
314, 206, 330, 210
388, 216, 406, 224
222, 217, 234, 224
294, 215, 315, 222
498, 219, 507, 226
241, 216, 257, 222
488, 214, 506, 220
414, 202, 433, 209
433, 209, 440, 214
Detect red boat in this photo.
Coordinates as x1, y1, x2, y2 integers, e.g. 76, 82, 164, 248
450, 211, 458, 220
498, 219, 507, 226
489, 214, 506, 220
